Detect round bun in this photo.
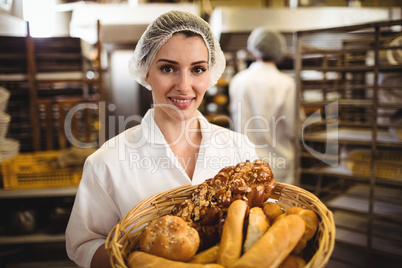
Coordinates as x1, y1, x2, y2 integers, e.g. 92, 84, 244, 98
262, 202, 283, 224
139, 215, 200, 262
283, 207, 319, 254
284, 207, 318, 240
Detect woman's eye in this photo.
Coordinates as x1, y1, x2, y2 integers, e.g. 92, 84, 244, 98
161, 66, 174, 73
193, 66, 207, 74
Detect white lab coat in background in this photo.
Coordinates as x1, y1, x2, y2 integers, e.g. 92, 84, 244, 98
229, 61, 299, 185
65, 108, 257, 268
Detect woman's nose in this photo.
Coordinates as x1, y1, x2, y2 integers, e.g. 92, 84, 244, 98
175, 72, 191, 92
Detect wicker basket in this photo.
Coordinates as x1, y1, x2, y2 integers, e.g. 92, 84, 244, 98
106, 183, 335, 268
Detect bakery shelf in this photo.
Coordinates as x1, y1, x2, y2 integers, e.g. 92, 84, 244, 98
300, 64, 402, 72
0, 187, 77, 199
302, 99, 374, 107
334, 227, 402, 259
0, 231, 65, 245
296, 20, 402, 265
332, 207, 402, 259
327, 194, 402, 222
301, 165, 402, 186
302, 127, 402, 147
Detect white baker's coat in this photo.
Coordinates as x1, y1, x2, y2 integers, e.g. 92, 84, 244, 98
229, 61, 299, 184
65, 109, 257, 268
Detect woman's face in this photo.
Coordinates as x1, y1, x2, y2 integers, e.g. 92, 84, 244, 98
145, 32, 209, 122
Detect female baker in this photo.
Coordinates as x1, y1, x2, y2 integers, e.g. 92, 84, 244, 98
65, 10, 257, 268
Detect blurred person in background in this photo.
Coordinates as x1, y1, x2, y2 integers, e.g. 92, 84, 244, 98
229, 28, 302, 185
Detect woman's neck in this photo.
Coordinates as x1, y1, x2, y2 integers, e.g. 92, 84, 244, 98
154, 112, 199, 144
154, 111, 202, 179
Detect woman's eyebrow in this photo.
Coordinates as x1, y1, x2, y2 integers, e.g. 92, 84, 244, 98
156, 59, 208, 65
156, 59, 177, 64
192, 60, 208, 65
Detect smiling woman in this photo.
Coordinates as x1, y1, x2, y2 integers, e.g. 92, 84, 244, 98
146, 33, 209, 120
65, 10, 258, 268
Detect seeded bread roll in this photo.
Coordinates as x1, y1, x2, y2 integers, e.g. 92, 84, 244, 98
139, 215, 200, 262
243, 207, 269, 253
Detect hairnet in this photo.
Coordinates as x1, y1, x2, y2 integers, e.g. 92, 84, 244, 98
128, 10, 226, 91
247, 28, 287, 63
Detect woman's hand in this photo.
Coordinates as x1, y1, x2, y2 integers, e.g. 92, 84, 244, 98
91, 243, 112, 268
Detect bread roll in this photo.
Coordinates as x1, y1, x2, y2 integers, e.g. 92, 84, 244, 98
243, 207, 269, 253
139, 215, 200, 262
230, 214, 305, 268
262, 202, 283, 224
217, 199, 248, 267
189, 244, 220, 264
128, 251, 225, 268
284, 207, 318, 254
285, 207, 318, 240
278, 255, 306, 268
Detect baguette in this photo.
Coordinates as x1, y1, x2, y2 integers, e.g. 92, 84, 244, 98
243, 207, 269, 253
217, 199, 248, 267
230, 214, 305, 268
190, 245, 220, 264
127, 251, 225, 268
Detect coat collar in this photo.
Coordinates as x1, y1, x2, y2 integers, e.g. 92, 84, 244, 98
141, 109, 213, 145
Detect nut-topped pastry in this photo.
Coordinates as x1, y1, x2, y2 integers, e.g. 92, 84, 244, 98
171, 159, 276, 249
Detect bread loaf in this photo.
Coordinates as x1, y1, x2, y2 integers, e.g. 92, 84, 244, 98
128, 251, 225, 268
230, 214, 305, 268
139, 215, 200, 262
217, 199, 248, 267
243, 207, 269, 253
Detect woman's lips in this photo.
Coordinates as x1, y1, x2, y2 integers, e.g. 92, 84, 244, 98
168, 97, 195, 109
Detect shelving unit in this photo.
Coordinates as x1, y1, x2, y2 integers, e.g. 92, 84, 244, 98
0, 24, 104, 152
295, 20, 402, 267
200, 77, 231, 128
0, 18, 101, 267
0, 187, 77, 244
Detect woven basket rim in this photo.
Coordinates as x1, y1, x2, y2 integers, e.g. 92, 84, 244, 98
106, 182, 335, 268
